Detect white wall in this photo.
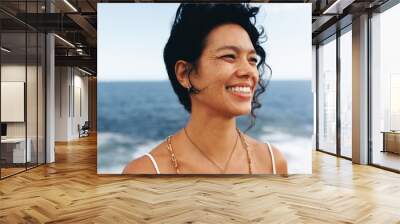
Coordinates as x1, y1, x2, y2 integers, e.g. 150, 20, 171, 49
1, 63, 46, 164
1, 65, 38, 138
55, 66, 69, 141
1, 65, 26, 130
1, 65, 26, 141
55, 67, 89, 141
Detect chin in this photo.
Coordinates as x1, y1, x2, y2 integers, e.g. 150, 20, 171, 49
223, 91, 254, 117
230, 105, 252, 117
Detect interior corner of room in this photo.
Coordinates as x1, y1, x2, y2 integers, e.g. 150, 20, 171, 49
0, 0, 97, 179
313, 0, 400, 172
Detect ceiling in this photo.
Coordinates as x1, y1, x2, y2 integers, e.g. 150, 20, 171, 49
0, 0, 99, 74
0, 0, 394, 75
309, 0, 390, 43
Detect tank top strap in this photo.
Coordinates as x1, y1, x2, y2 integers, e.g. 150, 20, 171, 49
265, 142, 276, 174
145, 153, 160, 174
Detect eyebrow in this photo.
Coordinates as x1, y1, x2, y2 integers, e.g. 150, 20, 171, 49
215, 45, 256, 54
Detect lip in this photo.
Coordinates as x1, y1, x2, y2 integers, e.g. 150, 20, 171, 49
227, 90, 252, 100
225, 83, 254, 101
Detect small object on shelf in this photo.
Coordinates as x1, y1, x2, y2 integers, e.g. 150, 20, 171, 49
381, 131, 400, 154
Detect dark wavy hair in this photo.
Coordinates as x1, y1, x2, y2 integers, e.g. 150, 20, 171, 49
163, 3, 271, 131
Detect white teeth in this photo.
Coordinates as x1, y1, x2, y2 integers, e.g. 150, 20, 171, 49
227, 86, 251, 93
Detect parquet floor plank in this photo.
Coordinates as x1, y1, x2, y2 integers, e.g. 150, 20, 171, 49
0, 134, 399, 223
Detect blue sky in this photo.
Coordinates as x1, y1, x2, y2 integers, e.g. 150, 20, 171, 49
98, 3, 311, 81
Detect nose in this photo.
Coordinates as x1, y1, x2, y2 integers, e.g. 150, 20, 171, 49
235, 58, 259, 81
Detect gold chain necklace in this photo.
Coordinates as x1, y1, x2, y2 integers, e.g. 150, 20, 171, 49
237, 129, 253, 174
184, 127, 239, 173
166, 128, 253, 174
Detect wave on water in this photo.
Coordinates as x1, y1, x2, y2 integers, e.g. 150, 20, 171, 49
98, 132, 163, 174
97, 81, 314, 174
98, 127, 313, 174
259, 126, 312, 174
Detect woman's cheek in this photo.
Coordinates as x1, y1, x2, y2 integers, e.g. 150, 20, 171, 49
216, 63, 235, 79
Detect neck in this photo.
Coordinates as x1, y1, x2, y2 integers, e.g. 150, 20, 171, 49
184, 104, 239, 161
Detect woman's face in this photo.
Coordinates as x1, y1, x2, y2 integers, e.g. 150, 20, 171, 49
189, 23, 260, 117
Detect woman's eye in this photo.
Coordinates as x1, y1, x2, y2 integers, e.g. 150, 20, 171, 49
221, 54, 235, 61
249, 57, 258, 64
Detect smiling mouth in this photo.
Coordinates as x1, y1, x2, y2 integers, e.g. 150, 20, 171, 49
225, 86, 253, 100
226, 86, 252, 94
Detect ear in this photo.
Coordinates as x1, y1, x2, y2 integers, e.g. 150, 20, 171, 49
174, 60, 191, 89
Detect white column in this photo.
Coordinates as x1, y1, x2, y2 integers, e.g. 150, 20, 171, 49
46, 1, 55, 163
312, 45, 317, 150
46, 33, 55, 163
352, 14, 369, 164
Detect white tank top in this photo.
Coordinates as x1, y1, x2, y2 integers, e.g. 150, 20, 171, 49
145, 142, 276, 174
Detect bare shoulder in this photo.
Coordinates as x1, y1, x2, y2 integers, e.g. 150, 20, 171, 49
243, 134, 288, 175
122, 141, 171, 174
269, 144, 288, 175
122, 155, 156, 174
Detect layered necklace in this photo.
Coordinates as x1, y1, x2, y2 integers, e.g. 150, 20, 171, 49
166, 128, 253, 174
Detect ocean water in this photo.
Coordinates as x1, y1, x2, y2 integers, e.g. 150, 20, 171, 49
98, 80, 314, 174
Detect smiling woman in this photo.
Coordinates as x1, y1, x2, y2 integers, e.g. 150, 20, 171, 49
123, 3, 287, 174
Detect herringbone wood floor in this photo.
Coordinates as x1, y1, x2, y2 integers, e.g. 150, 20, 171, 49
1, 134, 400, 223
